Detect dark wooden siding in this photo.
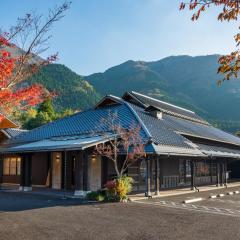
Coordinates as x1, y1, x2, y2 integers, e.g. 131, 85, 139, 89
32, 152, 49, 186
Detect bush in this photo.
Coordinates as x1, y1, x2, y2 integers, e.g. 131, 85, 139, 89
86, 191, 105, 202
116, 176, 134, 201
104, 176, 134, 202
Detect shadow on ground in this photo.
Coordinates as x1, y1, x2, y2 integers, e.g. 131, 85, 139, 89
0, 191, 95, 212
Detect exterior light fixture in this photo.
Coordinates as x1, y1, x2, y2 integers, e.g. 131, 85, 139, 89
92, 154, 96, 163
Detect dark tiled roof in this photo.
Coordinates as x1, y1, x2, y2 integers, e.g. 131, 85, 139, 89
7, 103, 148, 145
126, 91, 208, 125
124, 91, 240, 147
3, 92, 240, 157
1, 128, 28, 138
162, 114, 240, 146
196, 143, 240, 158
129, 103, 193, 149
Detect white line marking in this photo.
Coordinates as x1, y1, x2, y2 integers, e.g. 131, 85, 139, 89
183, 198, 203, 204
134, 201, 240, 217
209, 195, 217, 199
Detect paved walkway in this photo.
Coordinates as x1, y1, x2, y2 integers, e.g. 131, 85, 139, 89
129, 181, 240, 201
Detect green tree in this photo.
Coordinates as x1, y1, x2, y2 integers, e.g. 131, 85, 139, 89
38, 97, 56, 120
21, 98, 76, 129
23, 98, 57, 129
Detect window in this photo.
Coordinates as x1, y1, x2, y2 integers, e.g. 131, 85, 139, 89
179, 159, 191, 185
3, 158, 10, 175
3, 157, 21, 176
195, 160, 210, 177
17, 158, 21, 175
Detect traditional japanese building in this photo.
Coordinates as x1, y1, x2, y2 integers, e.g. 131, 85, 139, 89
1, 91, 240, 196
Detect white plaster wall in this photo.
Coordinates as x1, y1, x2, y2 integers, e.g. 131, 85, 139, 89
88, 155, 101, 191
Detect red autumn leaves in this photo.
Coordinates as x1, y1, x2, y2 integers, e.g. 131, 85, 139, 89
0, 36, 46, 120
180, 0, 240, 82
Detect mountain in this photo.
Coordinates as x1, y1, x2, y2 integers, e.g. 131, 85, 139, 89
85, 55, 240, 133
29, 64, 100, 111
2, 45, 100, 112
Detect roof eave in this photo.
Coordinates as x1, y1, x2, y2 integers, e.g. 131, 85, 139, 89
177, 131, 240, 148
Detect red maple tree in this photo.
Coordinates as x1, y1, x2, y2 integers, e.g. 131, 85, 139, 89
0, 2, 71, 121
94, 112, 146, 178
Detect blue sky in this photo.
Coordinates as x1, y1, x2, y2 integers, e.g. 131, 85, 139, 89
0, 0, 238, 75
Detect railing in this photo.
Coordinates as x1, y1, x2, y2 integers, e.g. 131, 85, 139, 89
161, 175, 217, 189
161, 175, 179, 189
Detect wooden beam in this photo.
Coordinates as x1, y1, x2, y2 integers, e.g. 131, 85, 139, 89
146, 157, 151, 197
190, 160, 195, 190
155, 156, 160, 195
75, 152, 84, 191
20, 154, 32, 191
216, 162, 220, 187
0, 155, 3, 188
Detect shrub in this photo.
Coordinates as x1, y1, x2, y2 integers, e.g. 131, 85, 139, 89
86, 191, 105, 202
116, 176, 134, 201
104, 180, 116, 197
104, 176, 134, 202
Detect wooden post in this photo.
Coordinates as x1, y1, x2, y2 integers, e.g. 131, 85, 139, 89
74, 151, 84, 196
20, 154, 32, 191
220, 161, 223, 186
24, 154, 32, 190
225, 161, 228, 186
222, 161, 227, 187
216, 162, 220, 187
101, 156, 108, 188
146, 156, 151, 197
47, 152, 52, 188
64, 151, 67, 194
210, 160, 213, 183
155, 156, 160, 196
0, 155, 3, 188
83, 152, 88, 191
20, 155, 25, 190
190, 160, 195, 190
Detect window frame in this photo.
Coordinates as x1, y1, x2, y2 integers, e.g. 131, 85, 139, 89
3, 156, 21, 176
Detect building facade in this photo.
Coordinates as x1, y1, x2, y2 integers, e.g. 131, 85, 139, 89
1, 91, 240, 196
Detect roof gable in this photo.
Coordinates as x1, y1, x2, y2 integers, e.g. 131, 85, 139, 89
95, 95, 122, 109
124, 91, 208, 125
0, 116, 18, 129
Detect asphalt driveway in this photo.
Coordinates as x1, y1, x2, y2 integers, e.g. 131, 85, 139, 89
0, 189, 240, 240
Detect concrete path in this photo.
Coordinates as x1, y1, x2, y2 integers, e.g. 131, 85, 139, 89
129, 181, 240, 201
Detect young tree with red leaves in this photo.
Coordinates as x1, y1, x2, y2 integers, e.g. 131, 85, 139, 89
180, 1, 240, 83
0, 2, 71, 121
95, 112, 146, 179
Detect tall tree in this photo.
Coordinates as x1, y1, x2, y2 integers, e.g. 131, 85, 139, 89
180, 0, 240, 83
0, 2, 71, 121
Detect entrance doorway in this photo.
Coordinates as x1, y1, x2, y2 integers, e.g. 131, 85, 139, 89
52, 152, 62, 189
